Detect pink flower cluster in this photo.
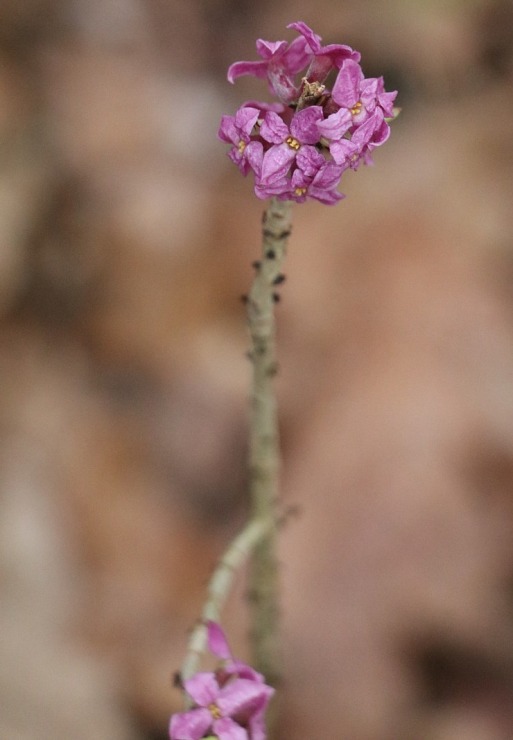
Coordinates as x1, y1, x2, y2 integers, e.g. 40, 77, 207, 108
218, 22, 398, 205
169, 622, 274, 740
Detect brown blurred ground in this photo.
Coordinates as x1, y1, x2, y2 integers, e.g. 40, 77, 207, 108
1, 1, 513, 738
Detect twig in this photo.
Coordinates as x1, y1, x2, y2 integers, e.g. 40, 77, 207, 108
246, 197, 292, 688
180, 517, 271, 690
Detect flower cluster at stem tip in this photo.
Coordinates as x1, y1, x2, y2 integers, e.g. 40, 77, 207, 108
169, 621, 274, 740
218, 21, 398, 205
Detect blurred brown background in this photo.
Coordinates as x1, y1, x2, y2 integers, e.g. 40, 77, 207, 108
1, 1, 513, 738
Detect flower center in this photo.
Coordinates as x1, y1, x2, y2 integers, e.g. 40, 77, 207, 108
285, 136, 301, 151
208, 703, 222, 720
237, 140, 246, 154
350, 101, 363, 116
294, 187, 307, 196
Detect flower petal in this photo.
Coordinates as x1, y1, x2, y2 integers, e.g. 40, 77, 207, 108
260, 143, 296, 183
290, 106, 323, 145
217, 115, 238, 145
169, 708, 212, 740
259, 111, 289, 144
184, 672, 219, 707
296, 145, 324, 177
313, 161, 343, 190
279, 34, 312, 73
227, 60, 268, 84
234, 106, 260, 139
317, 107, 352, 140
247, 706, 271, 740
286, 21, 321, 53
329, 138, 361, 167
332, 59, 363, 108
255, 39, 288, 59
207, 621, 233, 661
218, 678, 273, 719
213, 716, 249, 740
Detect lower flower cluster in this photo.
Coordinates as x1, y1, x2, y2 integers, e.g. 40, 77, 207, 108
170, 622, 274, 740
218, 22, 398, 205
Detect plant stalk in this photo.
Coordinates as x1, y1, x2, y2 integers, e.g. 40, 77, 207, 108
246, 197, 292, 691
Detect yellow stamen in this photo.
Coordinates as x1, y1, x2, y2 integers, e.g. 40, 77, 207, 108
237, 140, 246, 154
286, 136, 301, 151
208, 703, 222, 720
350, 101, 363, 116
294, 187, 307, 197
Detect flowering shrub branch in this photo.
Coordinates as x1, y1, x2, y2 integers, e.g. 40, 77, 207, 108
180, 518, 272, 689
170, 20, 397, 739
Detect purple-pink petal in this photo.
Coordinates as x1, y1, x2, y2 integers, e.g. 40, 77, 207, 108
287, 21, 360, 65
278, 33, 312, 73
207, 621, 232, 661
259, 111, 290, 144
254, 177, 291, 200
212, 716, 249, 740
243, 100, 286, 113
315, 42, 361, 65
332, 59, 363, 108
378, 88, 398, 117
317, 107, 352, 140
290, 106, 323, 145
309, 186, 345, 205
227, 60, 268, 84
351, 108, 384, 148
217, 678, 271, 719
329, 138, 361, 167
234, 106, 260, 138
247, 707, 268, 740
183, 672, 219, 707
227, 659, 265, 683
169, 707, 212, 740
255, 38, 288, 59
286, 21, 322, 52
244, 141, 264, 176
313, 161, 343, 190
260, 143, 296, 183
217, 115, 238, 145
296, 145, 325, 177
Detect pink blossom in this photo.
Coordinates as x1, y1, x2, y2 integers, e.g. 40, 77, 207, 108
219, 21, 398, 205
287, 21, 360, 83
227, 32, 311, 104
218, 106, 264, 176
169, 623, 274, 740
228, 21, 358, 104
290, 147, 345, 204
321, 108, 391, 170
255, 106, 324, 186
332, 59, 397, 124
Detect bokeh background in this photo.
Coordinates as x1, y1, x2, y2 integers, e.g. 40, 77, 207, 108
1, 1, 513, 738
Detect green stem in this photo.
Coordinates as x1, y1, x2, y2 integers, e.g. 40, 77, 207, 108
247, 198, 292, 690
180, 517, 271, 695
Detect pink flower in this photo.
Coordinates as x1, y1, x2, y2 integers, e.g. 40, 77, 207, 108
219, 21, 398, 205
228, 21, 359, 104
287, 21, 360, 83
218, 106, 264, 176
290, 147, 345, 204
169, 623, 274, 740
320, 107, 391, 170
316, 60, 397, 170
227, 32, 311, 104
332, 59, 397, 124
255, 107, 324, 185
207, 621, 264, 684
